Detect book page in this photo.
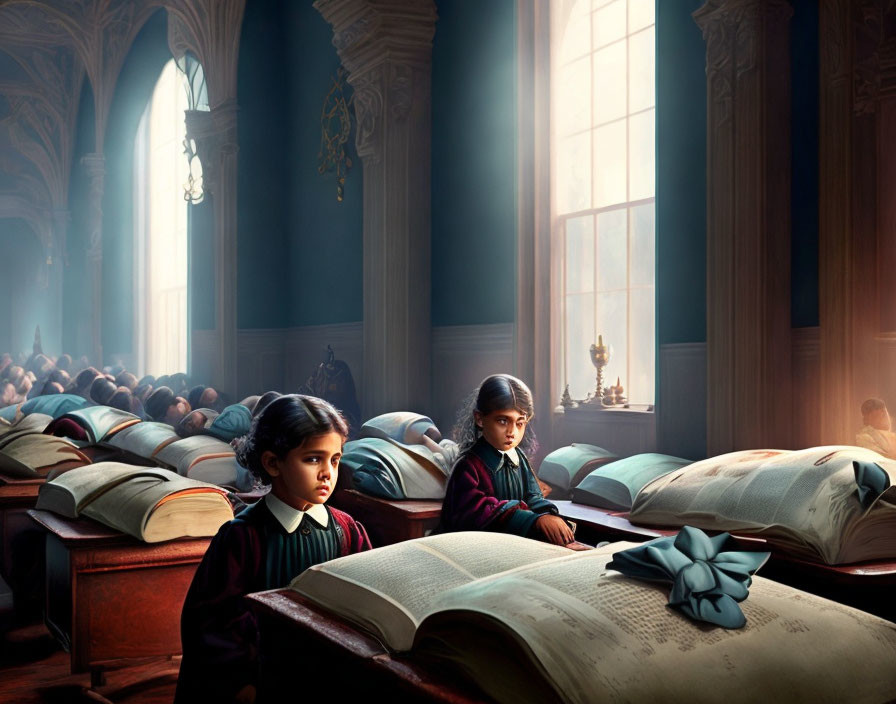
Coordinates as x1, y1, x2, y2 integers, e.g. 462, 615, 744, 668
81, 468, 226, 539
630, 446, 896, 563
108, 422, 179, 457
290, 532, 574, 650
425, 544, 896, 704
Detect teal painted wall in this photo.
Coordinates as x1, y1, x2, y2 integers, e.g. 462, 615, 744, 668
656, 0, 706, 347
0, 219, 45, 356
283, 1, 363, 327
190, 199, 215, 330
237, 0, 289, 329
431, 0, 518, 327
791, 0, 819, 329
101, 9, 171, 362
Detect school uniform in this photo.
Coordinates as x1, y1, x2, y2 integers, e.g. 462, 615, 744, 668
175, 494, 371, 703
439, 437, 560, 537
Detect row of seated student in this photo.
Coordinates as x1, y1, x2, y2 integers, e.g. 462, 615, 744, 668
177, 374, 574, 703
0, 349, 261, 437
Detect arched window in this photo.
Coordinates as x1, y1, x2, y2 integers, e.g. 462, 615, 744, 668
552, 0, 655, 405
133, 58, 190, 377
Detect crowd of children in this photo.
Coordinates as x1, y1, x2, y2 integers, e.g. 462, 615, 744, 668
1, 341, 576, 702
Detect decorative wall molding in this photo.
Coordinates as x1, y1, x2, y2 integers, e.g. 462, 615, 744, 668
657, 342, 707, 460
431, 323, 514, 432
694, 0, 794, 453
315, 0, 436, 418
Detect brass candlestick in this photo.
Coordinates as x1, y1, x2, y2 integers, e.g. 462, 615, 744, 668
588, 335, 609, 406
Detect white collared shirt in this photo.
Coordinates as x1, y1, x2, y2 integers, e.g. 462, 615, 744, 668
265, 492, 329, 533
497, 446, 520, 467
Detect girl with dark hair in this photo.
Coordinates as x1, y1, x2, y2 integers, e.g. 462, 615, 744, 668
440, 374, 575, 546
176, 394, 371, 704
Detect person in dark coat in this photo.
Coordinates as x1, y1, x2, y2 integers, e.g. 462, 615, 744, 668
175, 394, 371, 704
439, 374, 574, 545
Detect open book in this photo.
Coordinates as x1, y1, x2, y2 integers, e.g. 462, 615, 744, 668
154, 435, 241, 486
630, 446, 896, 564
537, 443, 617, 499
0, 433, 90, 478
36, 462, 234, 542
0, 412, 53, 449
290, 532, 896, 703
51, 405, 141, 443
107, 421, 180, 459
569, 452, 692, 510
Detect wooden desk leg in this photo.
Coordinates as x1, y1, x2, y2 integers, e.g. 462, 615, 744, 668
91, 667, 107, 688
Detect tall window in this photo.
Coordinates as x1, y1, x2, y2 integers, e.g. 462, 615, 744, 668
552, 0, 655, 405
134, 59, 189, 377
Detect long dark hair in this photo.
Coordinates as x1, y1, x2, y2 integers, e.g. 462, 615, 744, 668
234, 394, 349, 485
452, 374, 537, 455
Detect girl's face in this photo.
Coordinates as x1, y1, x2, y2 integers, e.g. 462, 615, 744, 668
263, 431, 342, 512
475, 408, 528, 452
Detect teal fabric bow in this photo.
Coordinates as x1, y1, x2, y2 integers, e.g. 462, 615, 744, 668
607, 526, 770, 629
853, 460, 890, 509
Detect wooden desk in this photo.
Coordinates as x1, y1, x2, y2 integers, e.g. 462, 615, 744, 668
0, 475, 45, 617
27, 509, 211, 686
554, 500, 896, 621
328, 489, 442, 547
248, 589, 486, 703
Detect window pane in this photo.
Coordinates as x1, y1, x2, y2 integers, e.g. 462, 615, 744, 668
559, 2, 592, 64
593, 41, 626, 125
628, 108, 655, 200
557, 132, 592, 213
596, 290, 627, 391
629, 286, 655, 404
566, 292, 596, 399
630, 203, 654, 287
593, 120, 626, 208
593, 0, 626, 48
566, 215, 595, 294
628, 0, 654, 32
557, 55, 592, 137
629, 27, 655, 113
597, 208, 626, 291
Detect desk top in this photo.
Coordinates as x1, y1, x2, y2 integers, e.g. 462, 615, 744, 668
330, 489, 443, 519
554, 500, 896, 581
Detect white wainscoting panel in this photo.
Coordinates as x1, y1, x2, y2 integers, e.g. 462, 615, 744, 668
431, 324, 514, 432
792, 327, 820, 449
236, 328, 287, 400
658, 342, 707, 460
551, 406, 656, 459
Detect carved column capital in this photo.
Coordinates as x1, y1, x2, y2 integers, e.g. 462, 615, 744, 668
185, 100, 238, 198
314, 0, 436, 162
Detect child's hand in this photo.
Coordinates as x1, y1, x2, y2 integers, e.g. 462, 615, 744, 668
534, 514, 575, 545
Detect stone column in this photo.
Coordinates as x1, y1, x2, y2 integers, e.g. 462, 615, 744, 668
49, 208, 70, 356
818, 0, 854, 444
315, 0, 436, 417
81, 153, 105, 365
694, 0, 793, 454
185, 100, 238, 397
